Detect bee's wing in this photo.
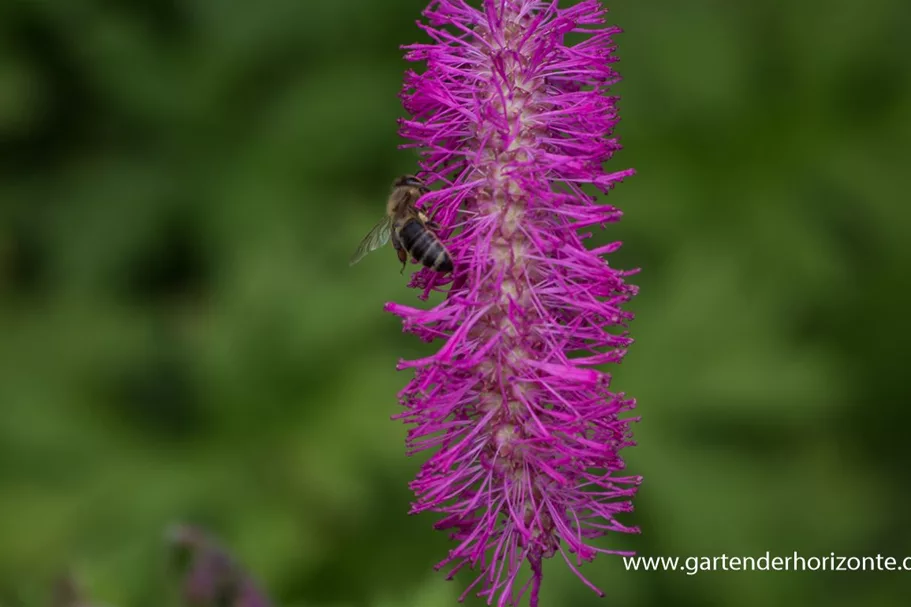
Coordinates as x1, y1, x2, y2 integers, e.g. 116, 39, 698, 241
349, 217, 392, 266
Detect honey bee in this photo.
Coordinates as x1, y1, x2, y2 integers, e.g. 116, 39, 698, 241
349, 175, 453, 273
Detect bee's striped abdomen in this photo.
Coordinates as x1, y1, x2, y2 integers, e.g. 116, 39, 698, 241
399, 219, 453, 273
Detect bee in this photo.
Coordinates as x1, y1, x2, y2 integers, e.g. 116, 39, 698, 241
349, 174, 453, 273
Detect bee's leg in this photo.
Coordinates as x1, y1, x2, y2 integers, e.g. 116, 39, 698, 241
416, 210, 439, 231
426, 211, 445, 232
391, 230, 407, 274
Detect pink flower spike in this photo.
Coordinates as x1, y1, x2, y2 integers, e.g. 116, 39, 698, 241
388, 1, 642, 604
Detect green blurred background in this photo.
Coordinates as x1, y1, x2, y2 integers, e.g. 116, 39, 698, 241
1, 0, 909, 605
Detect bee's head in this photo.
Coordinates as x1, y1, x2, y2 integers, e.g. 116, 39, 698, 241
394, 174, 429, 193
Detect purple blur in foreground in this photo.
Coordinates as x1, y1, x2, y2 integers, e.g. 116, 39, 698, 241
385, 1, 641, 604
168, 525, 271, 607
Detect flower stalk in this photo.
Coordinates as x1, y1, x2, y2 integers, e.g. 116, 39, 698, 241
386, 1, 641, 605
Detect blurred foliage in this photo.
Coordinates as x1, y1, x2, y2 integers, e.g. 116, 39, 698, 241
1, 0, 910, 606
